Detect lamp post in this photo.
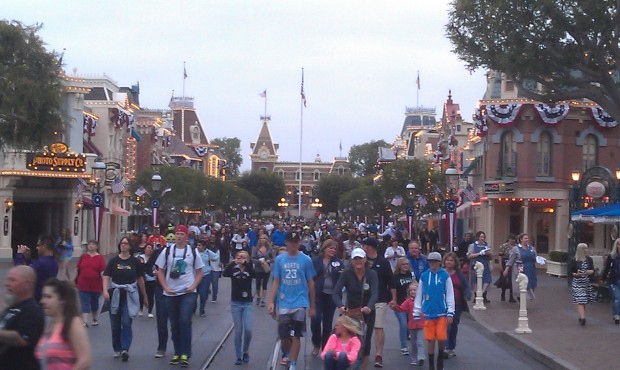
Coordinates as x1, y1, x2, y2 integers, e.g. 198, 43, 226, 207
278, 197, 289, 219
91, 157, 106, 241
405, 183, 416, 239
445, 164, 459, 253
151, 170, 162, 229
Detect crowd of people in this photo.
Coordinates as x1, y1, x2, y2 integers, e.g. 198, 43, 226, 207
3, 217, 617, 370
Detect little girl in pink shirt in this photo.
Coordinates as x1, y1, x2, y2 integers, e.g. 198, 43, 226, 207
321, 315, 362, 370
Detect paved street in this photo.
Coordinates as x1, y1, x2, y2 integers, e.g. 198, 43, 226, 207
2, 260, 617, 370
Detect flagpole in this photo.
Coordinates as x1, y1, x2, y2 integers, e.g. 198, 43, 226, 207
182, 61, 186, 98
264, 91, 268, 117
298, 68, 304, 217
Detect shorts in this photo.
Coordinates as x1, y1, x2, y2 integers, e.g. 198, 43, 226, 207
277, 308, 306, 339
373, 302, 389, 329
423, 317, 448, 341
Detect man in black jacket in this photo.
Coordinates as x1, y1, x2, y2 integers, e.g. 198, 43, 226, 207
362, 238, 396, 368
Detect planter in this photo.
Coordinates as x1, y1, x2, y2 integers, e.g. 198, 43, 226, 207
546, 261, 567, 277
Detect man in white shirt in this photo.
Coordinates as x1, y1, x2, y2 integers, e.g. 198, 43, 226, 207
156, 225, 204, 367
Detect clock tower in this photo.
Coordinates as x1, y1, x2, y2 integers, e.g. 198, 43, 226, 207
250, 116, 278, 172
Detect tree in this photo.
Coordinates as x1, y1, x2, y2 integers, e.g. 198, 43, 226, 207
236, 171, 286, 213
349, 140, 390, 177
316, 174, 362, 214
0, 21, 64, 149
211, 137, 242, 177
446, 1, 620, 119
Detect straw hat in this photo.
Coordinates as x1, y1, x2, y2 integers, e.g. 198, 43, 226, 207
338, 315, 362, 336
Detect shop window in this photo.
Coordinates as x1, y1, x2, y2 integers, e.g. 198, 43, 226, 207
500, 131, 517, 177
536, 132, 552, 176
582, 134, 597, 171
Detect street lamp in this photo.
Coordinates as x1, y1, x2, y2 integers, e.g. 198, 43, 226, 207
91, 157, 106, 241
405, 183, 416, 239
445, 164, 459, 253
151, 170, 162, 228
311, 198, 323, 208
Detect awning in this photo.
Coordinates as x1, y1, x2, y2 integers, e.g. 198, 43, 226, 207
457, 202, 475, 218
80, 196, 109, 211
571, 203, 620, 223
83, 140, 103, 156
462, 157, 481, 177
110, 202, 130, 216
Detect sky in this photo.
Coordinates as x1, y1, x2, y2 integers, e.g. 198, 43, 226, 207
4, 1, 487, 171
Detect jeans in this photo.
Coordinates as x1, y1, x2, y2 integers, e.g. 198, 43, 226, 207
154, 286, 168, 351
394, 310, 408, 349
109, 298, 133, 352
210, 271, 220, 300
231, 301, 253, 359
409, 329, 425, 361
165, 293, 196, 357
610, 283, 620, 318
79, 290, 101, 314
197, 273, 212, 312
446, 306, 463, 350
324, 351, 349, 370
144, 280, 156, 313
311, 293, 337, 349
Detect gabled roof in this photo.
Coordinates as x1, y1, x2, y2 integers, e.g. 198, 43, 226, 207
165, 135, 201, 160
172, 109, 209, 145
442, 90, 462, 123
250, 119, 278, 157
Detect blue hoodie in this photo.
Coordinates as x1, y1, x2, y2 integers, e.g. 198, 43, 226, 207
413, 267, 455, 320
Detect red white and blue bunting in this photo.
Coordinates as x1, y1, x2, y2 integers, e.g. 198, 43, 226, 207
473, 108, 488, 137
83, 114, 97, 137
194, 146, 209, 157
109, 108, 134, 132
485, 104, 523, 126
590, 107, 618, 128
534, 103, 570, 125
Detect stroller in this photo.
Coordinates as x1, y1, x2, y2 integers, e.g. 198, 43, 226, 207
341, 308, 367, 370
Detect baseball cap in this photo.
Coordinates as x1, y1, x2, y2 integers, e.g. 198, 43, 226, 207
175, 225, 189, 234
361, 237, 378, 248
285, 231, 301, 242
351, 248, 366, 259
428, 252, 442, 261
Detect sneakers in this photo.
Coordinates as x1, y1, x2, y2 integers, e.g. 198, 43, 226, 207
199, 310, 206, 317
148, 313, 154, 318
121, 351, 129, 362
113, 351, 121, 358
311, 347, 320, 356
92, 319, 99, 326
418, 359, 425, 366
446, 350, 456, 357
170, 355, 180, 365
155, 350, 165, 358
374, 355, 383, 367
211, 298, 217, 303
280, 354, 289, 366
401, 347, 410, 355
260, 300, 265, 307
242, 353, 250, 363
235, 358, 243, 365
179, 355, 189, 367
256, 297, 261, 305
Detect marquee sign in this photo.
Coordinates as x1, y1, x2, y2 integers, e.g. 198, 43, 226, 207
484, 181, 515, 194
27, 142, 86, 172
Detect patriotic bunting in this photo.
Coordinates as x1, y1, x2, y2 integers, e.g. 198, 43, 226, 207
485, 104, 523, 126
473, 108, 488, 137
534, 104, 570, 125
590, 107, 618, 128
83, 114, 97, 137
194, 146, 209, 157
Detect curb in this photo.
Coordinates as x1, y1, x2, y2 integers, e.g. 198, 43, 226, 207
467, 310, 579, 370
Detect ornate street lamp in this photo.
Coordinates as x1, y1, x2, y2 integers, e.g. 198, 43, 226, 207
405, 183, 416, 239
445, 164, 459, 253
91, 157, 106, 241
151, 170, 162, 228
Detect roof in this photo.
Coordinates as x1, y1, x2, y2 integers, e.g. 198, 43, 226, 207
250, 119, 278, 157
165, 135, 201, 160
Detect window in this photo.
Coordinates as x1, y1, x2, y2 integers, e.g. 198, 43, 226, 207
456, 124, 462, 132
500, 131, 517, 177
192, 126, 200, 141
295, 169, 302, 180
313, 170, 321, 181
337, 166, 345, 176
259, 167, 267, 172
536, 132, 552, 176
277, 169, 284, 177
582, 134, 597, 171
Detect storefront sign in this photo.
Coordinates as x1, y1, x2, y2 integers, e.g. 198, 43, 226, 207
27, 142, 86, 172
484, 181, 515, 194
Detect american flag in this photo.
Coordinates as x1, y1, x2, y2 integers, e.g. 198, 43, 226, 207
462, 184, 477, 202
390, 195, 403, 207
259, 90, 267, 98
301, 69, 307, 107
77, 178, 87, 197
417, 195, 427, 207
432, 184, 442, 197
135, 186, 147, 197
111, 177, 125, 194
416, 71, 420, 90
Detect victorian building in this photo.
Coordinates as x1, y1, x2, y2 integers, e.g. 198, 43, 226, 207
249, 116, 350, 215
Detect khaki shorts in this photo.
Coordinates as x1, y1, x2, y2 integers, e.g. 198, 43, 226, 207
373, 302, 389, 329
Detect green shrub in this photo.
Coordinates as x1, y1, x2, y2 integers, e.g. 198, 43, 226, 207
549, 250, 568, 262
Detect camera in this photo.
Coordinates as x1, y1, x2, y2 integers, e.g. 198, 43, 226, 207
170, 269, 181, 279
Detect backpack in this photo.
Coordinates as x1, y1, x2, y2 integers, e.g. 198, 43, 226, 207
163, 244, 198, 278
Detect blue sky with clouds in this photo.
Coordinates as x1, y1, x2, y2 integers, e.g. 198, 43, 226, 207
4, 1, 486, 170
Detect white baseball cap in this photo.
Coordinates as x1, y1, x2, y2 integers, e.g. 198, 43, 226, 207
351, 248, 366, 259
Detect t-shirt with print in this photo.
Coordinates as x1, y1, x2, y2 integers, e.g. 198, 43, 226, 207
155, 244, 204, 296
272, 252, 316, 309
0, 298, 44, 370
103, 255, 144, 285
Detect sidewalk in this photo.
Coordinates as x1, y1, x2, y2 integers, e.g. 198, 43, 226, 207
469, 269, 618, 370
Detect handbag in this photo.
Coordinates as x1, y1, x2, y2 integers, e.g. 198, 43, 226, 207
260, 259, 271, 273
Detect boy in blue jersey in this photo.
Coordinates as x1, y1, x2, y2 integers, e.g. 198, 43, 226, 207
268, 231, 316, 370
413, 252, 454, 370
